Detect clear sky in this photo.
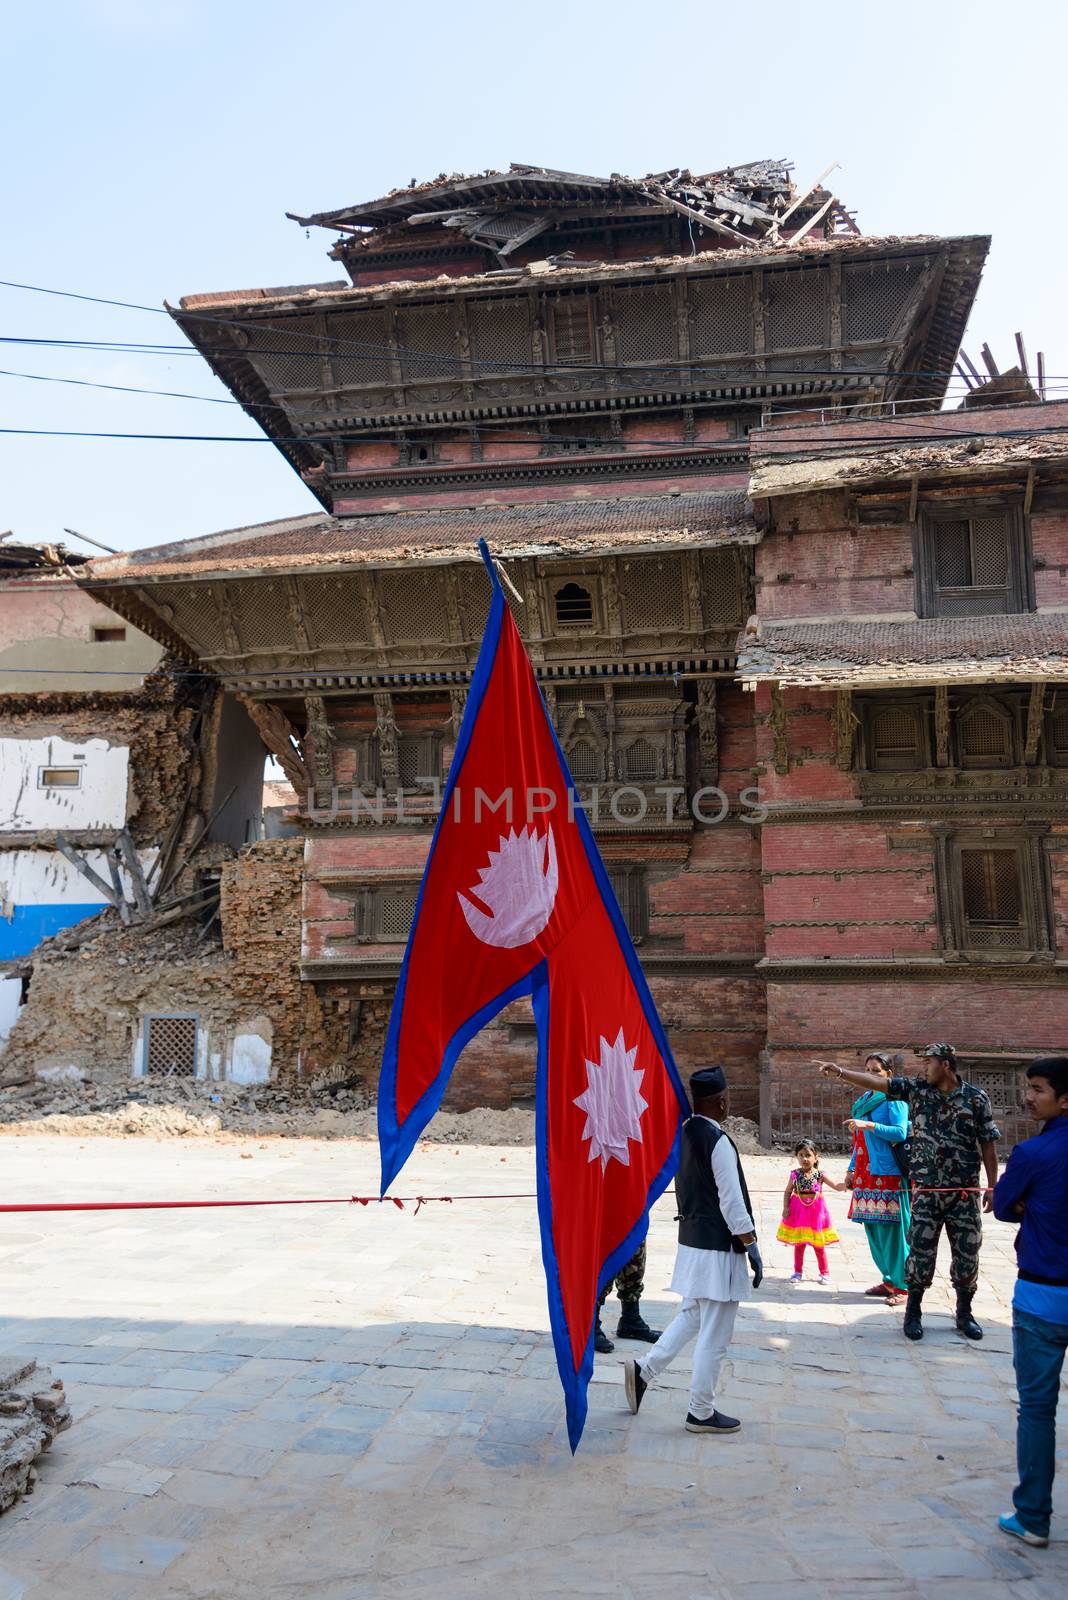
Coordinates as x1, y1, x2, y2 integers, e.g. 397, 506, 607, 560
3, 0, 1063, 553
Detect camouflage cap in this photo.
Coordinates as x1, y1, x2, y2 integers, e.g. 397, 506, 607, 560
921, 1042, 956, 1060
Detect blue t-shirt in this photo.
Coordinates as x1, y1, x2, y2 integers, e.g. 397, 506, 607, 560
1014, 1279, 1068, 1326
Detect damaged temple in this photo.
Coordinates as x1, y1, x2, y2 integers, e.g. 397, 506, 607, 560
2, 158, 1065, 1145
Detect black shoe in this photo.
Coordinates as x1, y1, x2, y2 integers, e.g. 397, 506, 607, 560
616, 1301, 662, 1343
903, 1290, 924, 1341
685, 1410, 741, 1435
594, 1319, 614, 1354
955, 1290, 983, 1341
624, 1357, 647, 1414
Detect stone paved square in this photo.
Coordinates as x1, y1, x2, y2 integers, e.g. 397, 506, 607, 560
1, 1134, 1066, 1598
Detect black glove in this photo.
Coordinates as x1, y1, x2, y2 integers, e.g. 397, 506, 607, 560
746, 1241, 763, 1289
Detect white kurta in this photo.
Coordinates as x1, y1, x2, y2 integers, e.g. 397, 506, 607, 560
668, 1118, 755, 1304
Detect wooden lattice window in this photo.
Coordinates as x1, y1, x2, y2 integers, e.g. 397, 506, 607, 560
396, 733, 441, 789
867, 703, 925, 771
354, 884, 419, 943
940, 833, 1052, 959
566, 739, 602, 783
606, 864, 649, 944
956, 701, 1014, 768
549, 298, 595, 365
622, 737, 661, 782
916, 506, 1030, 617
143, 1015, 198, 1076
1048, 703, 1068, 767
960, 848, 1026, 949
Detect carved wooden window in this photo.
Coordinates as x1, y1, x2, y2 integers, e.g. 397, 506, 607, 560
606, 864, 649, 944
867, 702, 925, 771
1048, 702, 1068, 767
396, 733, 441, 789
567, 739, 602, 783
622, 737, 661, 782
916, 506, 1030, 617
354, 883, 419, 943
554, 582, 593, 628
940, 833, 1052, 959
549, 298, 595, 365
956, 701, 1014, 769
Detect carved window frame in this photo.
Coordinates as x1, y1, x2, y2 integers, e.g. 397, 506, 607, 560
858, 693, 932, 773
935, 828, 1054, 962
1046, 693, 1068, 767
913, 497, 1034, 619
542, 567, 604, 637
395, 731, 443, 791
953, 693, 1018, 770
353, 881, 421, 944
548, 294, 598, 366
605, 863, 649, 945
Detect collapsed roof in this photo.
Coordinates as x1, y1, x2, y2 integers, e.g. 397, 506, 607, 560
289, 159, 859, 268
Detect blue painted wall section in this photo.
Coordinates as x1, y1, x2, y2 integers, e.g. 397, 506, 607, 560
0, 904, 103, 960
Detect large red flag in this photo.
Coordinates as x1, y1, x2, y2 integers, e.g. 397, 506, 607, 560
378, 541, 688, 1447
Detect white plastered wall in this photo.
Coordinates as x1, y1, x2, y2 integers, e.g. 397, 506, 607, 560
0, 736, 129, 832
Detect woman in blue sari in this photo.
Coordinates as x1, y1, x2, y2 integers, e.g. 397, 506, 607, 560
845, 1052, 911, 1302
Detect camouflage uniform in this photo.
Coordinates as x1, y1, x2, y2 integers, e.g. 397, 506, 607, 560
886, 1075, 1001, 1292
599, 1241, 646, 1308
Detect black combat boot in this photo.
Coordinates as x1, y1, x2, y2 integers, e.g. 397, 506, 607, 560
902, 1290, 924, 1341
616, 1299, 662, 1343
955, 1288, 983, 1341
594, 1318, 614, 1354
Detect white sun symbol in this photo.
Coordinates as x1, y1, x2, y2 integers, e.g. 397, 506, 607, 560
573, 1027, 649, 1172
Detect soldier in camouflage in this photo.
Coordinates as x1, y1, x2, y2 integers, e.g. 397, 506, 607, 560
819, 1045, 1000, 1343
594, 1241, 662, 1352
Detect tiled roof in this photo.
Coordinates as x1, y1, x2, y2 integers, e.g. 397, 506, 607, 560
737, 612, 1068, 686
85, 490, 758, 581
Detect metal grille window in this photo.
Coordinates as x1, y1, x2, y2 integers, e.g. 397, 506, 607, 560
549, 299, 595, 365
868, 704, 924, 771
959, 848, 1026, 949
918, 508, 1028, 617
606, 864, 649, 943
143, 1015, 198, 1076
554, 582, 594, 627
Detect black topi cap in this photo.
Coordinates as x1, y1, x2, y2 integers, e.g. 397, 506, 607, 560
689, 1066, 727, 1098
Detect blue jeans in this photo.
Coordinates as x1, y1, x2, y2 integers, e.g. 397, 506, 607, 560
1013, 1307, 1068, 1536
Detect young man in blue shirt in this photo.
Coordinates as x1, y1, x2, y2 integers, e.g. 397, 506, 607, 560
992, 1055, 1068, 1549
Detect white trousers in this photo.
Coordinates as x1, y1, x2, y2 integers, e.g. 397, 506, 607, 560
638, 1298, 739, 1420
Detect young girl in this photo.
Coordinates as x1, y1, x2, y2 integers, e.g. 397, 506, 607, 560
777, 1140, 844, 1284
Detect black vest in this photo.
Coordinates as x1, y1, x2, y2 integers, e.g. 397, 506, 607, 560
675, 1117, 753, 1252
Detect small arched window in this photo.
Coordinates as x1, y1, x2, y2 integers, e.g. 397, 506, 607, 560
555, 582, 593, 627
957, 703, 1013, 768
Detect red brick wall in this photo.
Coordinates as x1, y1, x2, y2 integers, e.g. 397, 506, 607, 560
755, 492, 915, 621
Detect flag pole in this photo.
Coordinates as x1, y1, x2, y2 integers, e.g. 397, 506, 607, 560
478, 538, 525, 606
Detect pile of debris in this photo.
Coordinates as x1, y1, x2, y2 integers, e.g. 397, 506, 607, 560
0, 1356, 72, 1514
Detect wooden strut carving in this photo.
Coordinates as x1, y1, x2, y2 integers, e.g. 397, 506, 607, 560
448, 688, 467, 741
236, 695, 310, 796
696, 680, 719, 778
374, 691, 400, 786
304, 695, 336, 805
834, 689, 854, 772
1024, 681, 1045, 765
934, 686, 950, 767
770, 685, 788, 776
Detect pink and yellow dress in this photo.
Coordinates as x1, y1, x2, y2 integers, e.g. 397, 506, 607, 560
776, 1169, 839, 1250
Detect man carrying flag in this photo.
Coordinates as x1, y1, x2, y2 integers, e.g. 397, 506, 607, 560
625, 1067, 763, 1434
377, 541, 689, 1450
